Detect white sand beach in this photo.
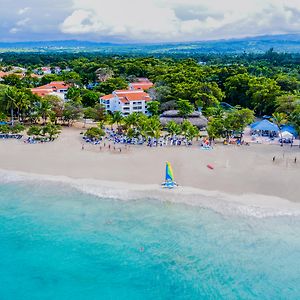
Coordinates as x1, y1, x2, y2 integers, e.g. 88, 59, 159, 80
0, 127, 299, 205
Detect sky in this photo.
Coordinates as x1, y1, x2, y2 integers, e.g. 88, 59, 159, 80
1, 0, 300, 43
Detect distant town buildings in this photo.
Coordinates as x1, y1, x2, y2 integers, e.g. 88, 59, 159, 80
0, 67, 40, 80
33, 66, 63, 75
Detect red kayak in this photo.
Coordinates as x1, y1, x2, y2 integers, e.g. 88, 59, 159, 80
207, 164, 214, 170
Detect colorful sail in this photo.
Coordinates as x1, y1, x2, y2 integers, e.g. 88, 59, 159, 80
165, 162, 174, 182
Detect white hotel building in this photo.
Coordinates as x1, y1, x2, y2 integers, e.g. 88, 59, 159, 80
100, 90, 152, 116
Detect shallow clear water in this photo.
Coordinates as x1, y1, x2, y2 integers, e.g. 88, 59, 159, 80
0, 181, 300, 299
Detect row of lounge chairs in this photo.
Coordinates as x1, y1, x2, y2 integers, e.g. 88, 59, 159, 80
0, 134, 23, 139
24, 137, 56, 144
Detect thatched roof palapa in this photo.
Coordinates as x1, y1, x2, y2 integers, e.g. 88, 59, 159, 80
160, 110, 208, 129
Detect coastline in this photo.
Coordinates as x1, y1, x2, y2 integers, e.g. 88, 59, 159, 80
1, 127, 300, 216
1, 167, 300, 218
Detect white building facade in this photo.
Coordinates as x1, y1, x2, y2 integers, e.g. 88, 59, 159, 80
100, 90, 151, 116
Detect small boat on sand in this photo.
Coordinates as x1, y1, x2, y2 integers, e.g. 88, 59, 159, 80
161, 162, 178, 189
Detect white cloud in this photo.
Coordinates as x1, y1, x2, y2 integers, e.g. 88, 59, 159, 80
1, 0, 300, 42
60, 0, 300, 41
9, 27, 19, 34
18, 7, 30, 15
16, 18, 31, 27
61, 0, 180, 39
9, 18, 31, 35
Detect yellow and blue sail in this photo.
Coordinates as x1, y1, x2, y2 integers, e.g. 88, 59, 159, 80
165, 162, 175, 182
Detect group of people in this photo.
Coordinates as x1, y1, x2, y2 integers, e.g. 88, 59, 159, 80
103, 129, 195, 147
82, 128, 199, 153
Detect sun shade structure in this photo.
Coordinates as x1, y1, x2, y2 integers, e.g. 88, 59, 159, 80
281, 131, 294, 139
281, 125, 297, 137
160, 110, 208, 129
251, 120, 279, 132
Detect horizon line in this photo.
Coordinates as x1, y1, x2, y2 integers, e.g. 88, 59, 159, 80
0, 33, 300, 46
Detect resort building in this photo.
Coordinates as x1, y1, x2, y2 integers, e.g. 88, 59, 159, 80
128, 78, 154, 91
100, 90, 152, 116
31, 81, 70, 101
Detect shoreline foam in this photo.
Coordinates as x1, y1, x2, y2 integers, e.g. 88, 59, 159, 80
1, 168, 300, 218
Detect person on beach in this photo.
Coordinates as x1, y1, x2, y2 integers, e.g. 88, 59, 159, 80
82, 144, 84, 150
295, 157, 297, 163
272, 156, 275, 162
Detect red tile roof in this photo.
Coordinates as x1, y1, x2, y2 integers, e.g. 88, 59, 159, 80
31, 88, 53, 97
115, 90, 151, 103
101, 90, 152, 104
0, 71, 23, 78
101, 94, 114, 100
35, 81, 70, 92
0, 71, 9, 78
129, 81, 154, 90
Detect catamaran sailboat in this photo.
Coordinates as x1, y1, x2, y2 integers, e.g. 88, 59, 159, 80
161, 162, 178, 189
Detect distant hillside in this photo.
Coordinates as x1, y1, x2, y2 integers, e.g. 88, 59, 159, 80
0, 34, 300, 54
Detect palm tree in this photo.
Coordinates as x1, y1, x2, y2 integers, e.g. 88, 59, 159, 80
42, 124, 61, 139
181, 120, 191, 138
38, 99, 53, 125
272, 112, 287, 146
136, 114, 149, 138
186, 125, 199, 143
145, 116, 162, 143
166, 120, 181, 137
112, 111, 123, 129
3, 87, 18, 126
27, 125, 42, 138
106, 113, 115, 130
181, 120, 199, 143
124, 112, 140, 129
16, 91, 30, 122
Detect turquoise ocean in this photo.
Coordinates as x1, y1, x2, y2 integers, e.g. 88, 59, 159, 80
0, 177, 300, 299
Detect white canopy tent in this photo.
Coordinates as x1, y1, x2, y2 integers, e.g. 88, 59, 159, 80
281, 131, 294, 139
